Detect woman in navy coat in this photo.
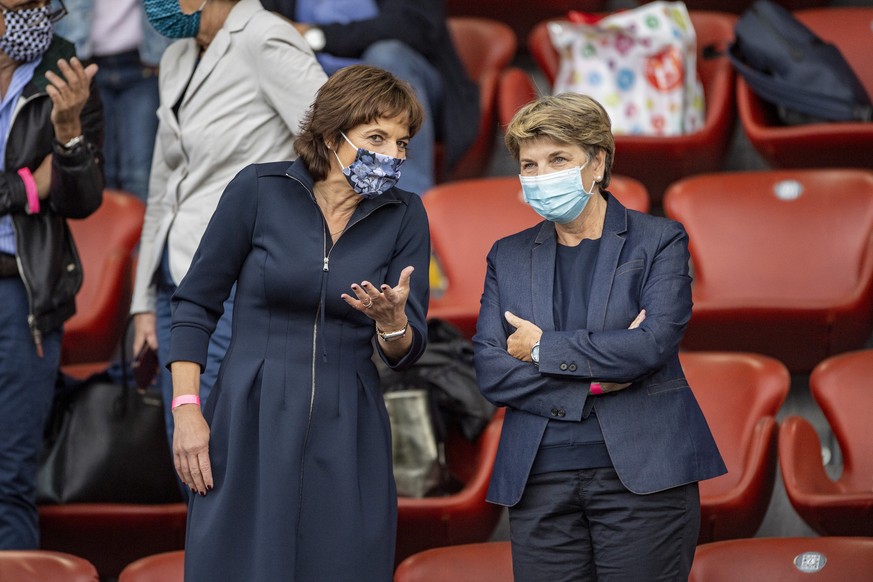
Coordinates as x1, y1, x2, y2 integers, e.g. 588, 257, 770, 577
473, 93, 726, 581
166, 65, 430, 581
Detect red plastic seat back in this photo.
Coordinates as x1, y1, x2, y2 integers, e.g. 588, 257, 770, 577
809, 350, 873, 491
394, 541, 512, 582
690, 537, 873, 581
664, 169, 873, 307
118, 550, 184, 582
0, 550, 99, 582
680, 352, 789, 496
444, 17, 517, 181
63, 191, 145, 365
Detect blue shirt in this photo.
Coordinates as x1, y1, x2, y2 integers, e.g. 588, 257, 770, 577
531, 237, 612, 475
0, 57, 41, 256
295, 0, 378, 75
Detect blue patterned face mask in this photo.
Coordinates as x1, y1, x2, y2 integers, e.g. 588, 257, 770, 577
334, 132, 404, 199
143, 0, 205, 39
519, 163, 597, 224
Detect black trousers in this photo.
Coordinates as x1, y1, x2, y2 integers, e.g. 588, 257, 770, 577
508, 467, 700, 582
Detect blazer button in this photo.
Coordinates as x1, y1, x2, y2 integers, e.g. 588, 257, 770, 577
568, 363, 577, 372
551, 408, 559, 417
558, 409, 566, 417
559, 363, 568, 371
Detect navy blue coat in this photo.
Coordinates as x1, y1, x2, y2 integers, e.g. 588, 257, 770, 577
169, 159, 430, 581
473, 194, 726, 506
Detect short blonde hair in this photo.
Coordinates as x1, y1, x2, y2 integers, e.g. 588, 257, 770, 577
295, 65, 425, 182
504, 93, 615, 188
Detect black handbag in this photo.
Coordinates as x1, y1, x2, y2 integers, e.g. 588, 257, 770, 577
37, 325, 182, 505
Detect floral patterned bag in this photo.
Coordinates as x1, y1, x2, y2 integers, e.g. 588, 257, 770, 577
549, 1, 705, 136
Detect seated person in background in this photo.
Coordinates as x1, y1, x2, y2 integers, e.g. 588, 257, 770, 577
263, 0, 479, 196
0, 0, 104, 548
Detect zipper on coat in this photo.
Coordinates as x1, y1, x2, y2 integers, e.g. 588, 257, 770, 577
12, 222, 43, 357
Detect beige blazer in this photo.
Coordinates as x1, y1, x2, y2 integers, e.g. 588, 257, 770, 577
131, 0, 326, 314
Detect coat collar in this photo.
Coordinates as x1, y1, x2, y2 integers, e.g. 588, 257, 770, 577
180, 0, 262, 108
284, 158, 405, 217
530, 193, 628, 333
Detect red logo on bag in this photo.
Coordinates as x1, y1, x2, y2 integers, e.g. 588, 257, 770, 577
644, 46, 683, 92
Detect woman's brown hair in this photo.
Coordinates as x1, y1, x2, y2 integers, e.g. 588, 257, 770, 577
295, 65, 425, 182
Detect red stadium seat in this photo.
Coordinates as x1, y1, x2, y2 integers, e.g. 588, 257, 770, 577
394, 541, 512, 582
779, 349, 873, 536
395, 411, 504, 566
0, 550, 99, 582
689, 537, 873, 581
681, 352, 790, 543
39, 503, 187, 580
527, 11, 737, 205
663, 169, 873, 373
736, 8, 873, 170
424, 176, 649, 338
118, 550, 185, 582
444, 0, 606, 47
442, 17, 517, 182
62, 190, 144, 374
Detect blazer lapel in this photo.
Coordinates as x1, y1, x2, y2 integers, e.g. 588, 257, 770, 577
181, 31, 231, 108
531, 221, 557, 332
160, 41, 199, 134
587, 195, 628, 332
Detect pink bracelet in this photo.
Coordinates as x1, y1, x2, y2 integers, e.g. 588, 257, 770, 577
589, 382, 603, 395
171, 394, 201, 410
17, 168, 39, 215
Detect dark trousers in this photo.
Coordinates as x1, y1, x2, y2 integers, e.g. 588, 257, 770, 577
508, 467, 700, 582
0, 277, 61, 548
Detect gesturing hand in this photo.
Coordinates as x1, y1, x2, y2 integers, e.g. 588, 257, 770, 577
504, 311, 542, 362
45, 57, 98, 143
342, 265, 414, 331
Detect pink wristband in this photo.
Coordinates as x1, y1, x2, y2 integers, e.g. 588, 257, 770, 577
589, 382, 603, 396
17, 168, 39, 215
171, 395, 201, 410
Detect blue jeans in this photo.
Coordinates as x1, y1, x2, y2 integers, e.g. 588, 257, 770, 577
0, 277, 62, 549
362, 40, 444, 196
155, 249, 234, 454
92, 50, 160, 201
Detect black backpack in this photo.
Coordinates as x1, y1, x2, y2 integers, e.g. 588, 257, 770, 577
728, 0, 872, 124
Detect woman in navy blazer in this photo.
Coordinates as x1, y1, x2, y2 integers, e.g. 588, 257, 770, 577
166, 66, 430, 581
473, 93, 726, 581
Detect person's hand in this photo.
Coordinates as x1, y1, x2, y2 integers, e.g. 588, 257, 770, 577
133, 312, 159, 357
591, 309, 647, 394
504, 311, 542, 362
173, 405, 212, 495
32, 154, 52, 199
45, 57, 98, 144
342, 266, 414, 332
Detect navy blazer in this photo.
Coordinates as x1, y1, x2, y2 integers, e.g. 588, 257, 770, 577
473, 194, 726, 506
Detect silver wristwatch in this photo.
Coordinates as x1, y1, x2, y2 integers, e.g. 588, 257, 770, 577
530, 342, 540, 366
377, 321, 408, 342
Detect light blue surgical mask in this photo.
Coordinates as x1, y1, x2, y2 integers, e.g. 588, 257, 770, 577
143, 0, 205, 39
519, 164, 597, 224
334, 132, 405, 199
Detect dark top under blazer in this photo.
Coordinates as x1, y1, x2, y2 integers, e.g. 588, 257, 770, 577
473, 194, 726, 507
168, 159, 430, 581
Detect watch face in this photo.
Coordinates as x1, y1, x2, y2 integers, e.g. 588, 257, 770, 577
531, 344, 540, 363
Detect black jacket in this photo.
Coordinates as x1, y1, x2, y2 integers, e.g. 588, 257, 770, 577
0, 36, 104, 346
260, 0, 479, 174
